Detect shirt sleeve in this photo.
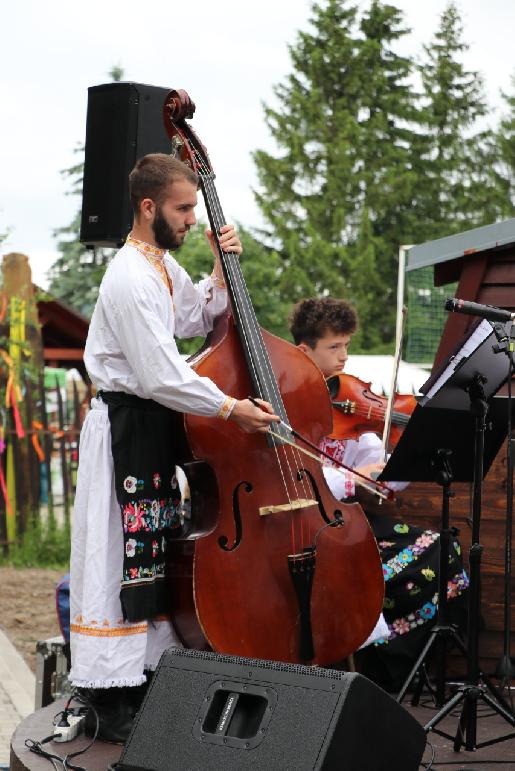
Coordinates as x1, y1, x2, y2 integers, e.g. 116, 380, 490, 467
166, 257, 228, 339
322, 432, 409, 499
100, 268, 228, 417
322, 466, 356, 500
351, 433, 410, 491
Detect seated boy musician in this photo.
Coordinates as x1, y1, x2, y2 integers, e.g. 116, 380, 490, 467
289, 297, 469, 691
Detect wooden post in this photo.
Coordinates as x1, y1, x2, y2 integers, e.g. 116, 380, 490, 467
0, 253, 44, 541
55, 377, 70, 525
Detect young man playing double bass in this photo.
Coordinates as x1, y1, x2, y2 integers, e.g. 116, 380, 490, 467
290, 297, 469, 691
70, 153, 277, 742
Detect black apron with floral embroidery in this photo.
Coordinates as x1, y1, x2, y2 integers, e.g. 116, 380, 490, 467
99, 391, 183, 623
356, 511, 469, 692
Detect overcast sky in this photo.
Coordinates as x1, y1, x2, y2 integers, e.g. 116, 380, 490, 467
2, 0, 514, 288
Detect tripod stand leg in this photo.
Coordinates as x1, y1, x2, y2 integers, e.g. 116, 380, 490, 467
424, 688, 464, 733
434, 625, 448, 706
481, 688, 515, 725
397, 458, 465, 708
481, 670, 515, 715
396, 630, 438, 704
454, 690, 477, 751
453, 686, 515, 751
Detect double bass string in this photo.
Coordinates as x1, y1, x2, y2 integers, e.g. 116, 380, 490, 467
197, 157, 314, 551
201, 183, 313, 523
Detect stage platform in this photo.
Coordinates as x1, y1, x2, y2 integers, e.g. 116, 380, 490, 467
10, 693, 515, 770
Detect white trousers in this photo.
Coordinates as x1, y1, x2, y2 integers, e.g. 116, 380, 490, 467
69, 398, 182, 688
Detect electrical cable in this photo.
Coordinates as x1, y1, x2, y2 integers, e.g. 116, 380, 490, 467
419, 737, 436, 769
25, 690, 99, 771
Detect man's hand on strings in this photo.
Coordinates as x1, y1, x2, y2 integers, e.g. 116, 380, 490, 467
229, 398, 279, 434
206, 224, 242, 260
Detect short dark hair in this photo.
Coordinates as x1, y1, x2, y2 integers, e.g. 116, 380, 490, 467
289, 297, 358, 347
129, 153, 198, 216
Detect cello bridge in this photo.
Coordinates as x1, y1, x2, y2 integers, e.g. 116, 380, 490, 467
259, 498, 317, 517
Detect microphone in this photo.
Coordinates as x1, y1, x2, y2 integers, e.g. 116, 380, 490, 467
445, 297, 514, 323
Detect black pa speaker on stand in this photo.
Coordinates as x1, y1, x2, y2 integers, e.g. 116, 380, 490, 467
80, 81, 172, 248
118, 648, 426, 771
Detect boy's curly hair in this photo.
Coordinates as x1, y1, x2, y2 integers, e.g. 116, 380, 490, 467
289, 297, 357, 347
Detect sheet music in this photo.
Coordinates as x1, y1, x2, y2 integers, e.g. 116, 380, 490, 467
423, 319, 493, 402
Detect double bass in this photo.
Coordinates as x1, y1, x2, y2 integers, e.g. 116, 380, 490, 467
164, 90, 384, 665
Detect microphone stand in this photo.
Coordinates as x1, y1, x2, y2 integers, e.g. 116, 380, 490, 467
424, 374, 515, 750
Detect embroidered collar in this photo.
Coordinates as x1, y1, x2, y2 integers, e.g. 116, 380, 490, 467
126, 234, 173, 297
126, 234, 167, 261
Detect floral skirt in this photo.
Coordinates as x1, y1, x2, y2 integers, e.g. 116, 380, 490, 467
356, 512, 469, 691
100, 391, 183, 623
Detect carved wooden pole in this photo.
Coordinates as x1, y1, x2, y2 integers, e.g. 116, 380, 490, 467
0, 253, 43, 543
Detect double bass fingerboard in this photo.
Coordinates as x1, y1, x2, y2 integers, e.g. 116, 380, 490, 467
201, 173, 291, 446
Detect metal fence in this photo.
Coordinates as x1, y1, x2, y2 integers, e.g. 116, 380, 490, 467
0, 369, 89, 552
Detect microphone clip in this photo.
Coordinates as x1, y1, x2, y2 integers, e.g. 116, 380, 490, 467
492, 322, 515, 357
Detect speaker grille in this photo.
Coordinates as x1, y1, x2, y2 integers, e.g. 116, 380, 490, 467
164, 647, 349, 680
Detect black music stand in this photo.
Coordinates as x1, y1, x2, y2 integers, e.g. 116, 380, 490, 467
380, 319, 515, 751
383, 401, 508, 708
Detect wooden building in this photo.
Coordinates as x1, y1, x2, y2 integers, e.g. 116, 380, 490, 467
395, 218, 515, 675
38, 292, 89, 382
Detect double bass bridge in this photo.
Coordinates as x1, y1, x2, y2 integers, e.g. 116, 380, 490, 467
259, 498, 317, 517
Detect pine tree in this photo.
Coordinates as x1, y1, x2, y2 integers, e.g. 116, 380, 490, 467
352, 0, 422, 343
253, 0, 421, 350
497, 72, 515, 210
418, 2, 512, 235
48, 66, 124, 317
253, 0, 362, 304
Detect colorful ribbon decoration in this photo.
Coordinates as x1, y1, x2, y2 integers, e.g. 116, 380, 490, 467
31, 420, 45, 463
0, 425, 13, 520
0, 350, 25, 439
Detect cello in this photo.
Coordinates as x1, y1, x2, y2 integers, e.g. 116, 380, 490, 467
164, 90, 384, 665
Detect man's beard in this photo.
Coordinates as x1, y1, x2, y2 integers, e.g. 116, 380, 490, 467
152, 207, 187, 250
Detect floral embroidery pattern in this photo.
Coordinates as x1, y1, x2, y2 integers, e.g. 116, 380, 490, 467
124, 476, 137, 494
382, 530, 439, 581
375, 570, 469, 645
124, 562, 166, 582
153, 473, 161, 490
123, 475, 145, 493
125, 538, 144, 557
121, 494, 182, 588
122, 498, 181, 534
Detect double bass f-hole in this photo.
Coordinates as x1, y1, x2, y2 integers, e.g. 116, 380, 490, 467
297, 467, 344, 525
218, 480, 252, 552
218, 470, 344, 553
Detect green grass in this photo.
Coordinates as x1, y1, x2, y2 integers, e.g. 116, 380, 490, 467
1, 513, 70, 568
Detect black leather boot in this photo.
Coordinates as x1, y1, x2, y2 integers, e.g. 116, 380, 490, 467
82, 685, 146, 744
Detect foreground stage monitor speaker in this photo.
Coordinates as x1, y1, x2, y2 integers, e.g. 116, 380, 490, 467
80, 81, 172, 248
119, 648, 426, 771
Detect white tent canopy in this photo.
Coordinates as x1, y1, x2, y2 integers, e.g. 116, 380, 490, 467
343, 356, 430, 396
